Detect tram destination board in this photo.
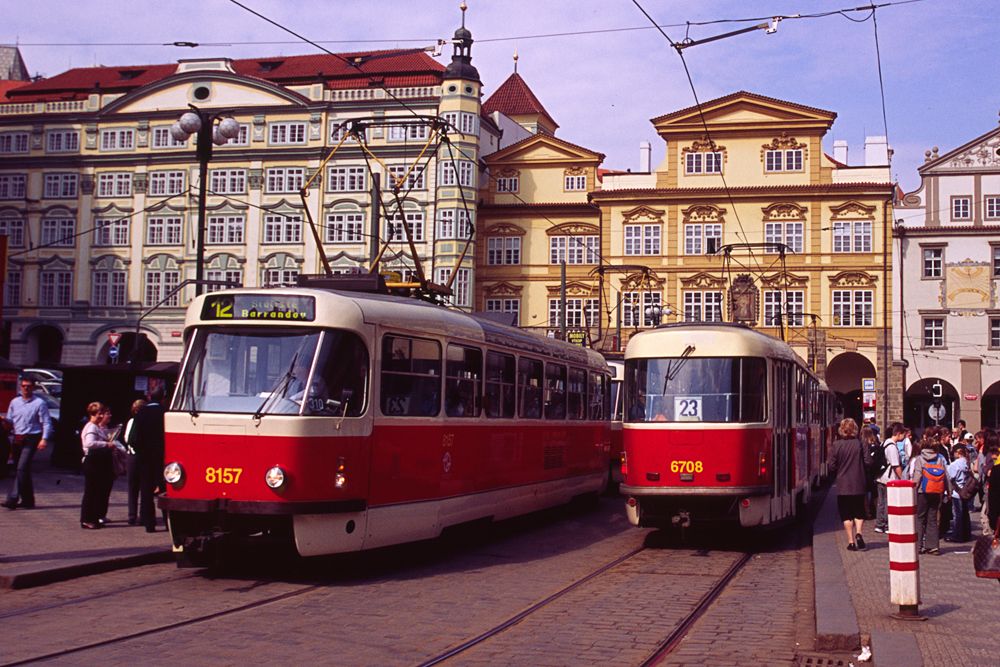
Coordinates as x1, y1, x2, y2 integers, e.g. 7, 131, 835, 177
201, 293, 316, 322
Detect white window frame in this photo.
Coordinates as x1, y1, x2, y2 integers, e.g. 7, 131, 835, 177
832, 289, 874, 327
263, 214, 302, 244
151, 127, 188, 149
144, 269, 181, 307
623, 291, 662, 327
487, 236, 520, 265
92, 269, 127, 307
922, 317, 945, 348
0, 174, 26, 199
148, 170, 185, 196
96, 172, 132, 198
496, 176, 519, 193
0, 132, 29, 154
832, 221, 872, 253
206, 215, 245, 245
268, 122, 307, 145
43, 173, 78, 199
40, 216, 75, 247
685, 151, 723, 174
952, 197, 972, 221
6, 270, 21, 307
0, 213, 25, 247
434, 267, 471, 307
265, 167, 306, 194
485, 298, 520, 323
146, 216, 182, 246
763, 290, 804, 326
683, 291, 723, 322
94, 217, 130, 247
986, 196, 1000, 221
386, 210, 425, 242
327, 166, 366, 192
263, 267, 299, 287
388, 164, 425, 190
624, 224, 661, 256
684, 223, 722, 255
764, 221, 804, 253
39, 270, 72, 307
46, 129, 79, 153
100, 128, 135, 152
922, 247, 943, 278
564, 174, 587, 191
765, 148, 803, 172
209, 169, 246, 194
326, 212, 364, 244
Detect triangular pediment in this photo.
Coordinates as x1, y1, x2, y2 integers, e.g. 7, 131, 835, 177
487, 133, 604, 165
919, 126, 1000, 174
652, 91, 836, 136
105, 71, 309, 114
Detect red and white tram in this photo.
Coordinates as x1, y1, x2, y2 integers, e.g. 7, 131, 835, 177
160, 286, 611, 564
620, 323, 834, 529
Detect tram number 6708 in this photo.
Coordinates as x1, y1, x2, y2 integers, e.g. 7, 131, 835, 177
670, 460, 703, 474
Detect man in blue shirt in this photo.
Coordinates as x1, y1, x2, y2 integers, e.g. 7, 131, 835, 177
1, 378, 53, 509
945, 444, 972, 542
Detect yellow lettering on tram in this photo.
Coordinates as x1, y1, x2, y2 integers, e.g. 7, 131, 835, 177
205, 467, 244, 484
669, 460, 704, 474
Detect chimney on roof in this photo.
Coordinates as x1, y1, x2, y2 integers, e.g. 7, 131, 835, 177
864, 135, 889, 166
639, 141, 651, 173
833, 140, 848, 165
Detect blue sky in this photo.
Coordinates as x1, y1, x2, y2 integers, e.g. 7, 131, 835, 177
5, 0, 996, 192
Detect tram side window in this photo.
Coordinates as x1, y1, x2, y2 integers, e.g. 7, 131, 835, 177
741, 359, 767, 423
446, 344, 482, 418
485, 351, 516, 418
308, 331, 369, 417
518, 357, 543, 419
545, 363, 567, 420
567, 368, 587, 420
381, 335, 441, 417
590, 372, 609, 420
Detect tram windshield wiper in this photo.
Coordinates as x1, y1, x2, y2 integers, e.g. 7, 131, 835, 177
253, 352, 299, 420
662, 345, 696, 395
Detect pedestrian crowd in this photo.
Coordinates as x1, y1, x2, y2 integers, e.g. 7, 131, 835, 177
829, 416, 1000, 557
1, 379, 167, 533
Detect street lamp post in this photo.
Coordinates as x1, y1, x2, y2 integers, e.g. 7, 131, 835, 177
169, 107, 241, 296
644, 304, 671, 327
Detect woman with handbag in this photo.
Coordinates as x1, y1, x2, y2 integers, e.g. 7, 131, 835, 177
828, 418, 872, 551
80, 401, 118, 529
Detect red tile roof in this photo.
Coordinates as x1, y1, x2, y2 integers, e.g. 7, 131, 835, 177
5, 50, 445, 103
0, 80, 30, 100
651, 90, 837, 124
483, 73, 558, 130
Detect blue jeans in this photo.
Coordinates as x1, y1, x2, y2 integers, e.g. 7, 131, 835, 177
949, 495, 971, 542
875, 483, 889, 530
5, 434, 40, 506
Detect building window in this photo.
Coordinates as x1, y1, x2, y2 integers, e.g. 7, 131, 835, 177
832, 289, 874, 327
764, 149, 803, 172
548, 297, 599, 328
46, 130, 79, 153
832, 221, 872, 253
144, 269, 180, 307
986, 196, 1000, 221
263, 214, 302, 244
0, 213, 25, 247
6, 270, 21, 307
327, 166, 366, 192
497, 176, 519, 193
685, 151, 723, 174
92, 269, 127, 307
43, 173, 78, 199
146, 216, 182, 246
922, 248, 943, 278
387, 164, 425, 190
100, 128, 135, 151
326, 212, 364, 243
96, 173, 132, 198
439, 161, 475, 188
951, 197, 972, 221
206, 215, 244, 245
443, 111, 478, 135
268, 122, 306, 145
623, 291, 662, 327
991, 318, 1000, 349
386, 123, 429, 141
684, 223, 722, 255
329, 122, 360, 144
263, 267, 299, 287
148, 170, 185, 196
386, 210, 425, 242
436, 209, 472, 240
228, 124, 250, 146
486, 236, 520, 265
764, 222, 804, 253
206, 269, 242, 292
265, 167, 305, 193
93, 218, 130, 247
922, 317, 945, 348
683, 291, 723, 322
0, 132, 29, 154
0, 174, 26, 199
763, 290, 804, 326
434, 267, 471, 307
209, 169, 246, 194
40, 216, 75, 247
994, 247, 1000, 277
564, 174, 587, 191
550, 235, 599, 264
39, 270, 72, 307
151, 127, 187, 149
624, 224, 661, 255
486, 298, 520, 323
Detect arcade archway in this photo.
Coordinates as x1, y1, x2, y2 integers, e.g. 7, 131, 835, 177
825, 352, 877, 424
96, 332, 158, 364
905, 377, 959, 433
26, 325, 64, 365
982, 380, 1000, 430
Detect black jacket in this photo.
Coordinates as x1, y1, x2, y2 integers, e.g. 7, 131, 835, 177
126, 402, 165, 461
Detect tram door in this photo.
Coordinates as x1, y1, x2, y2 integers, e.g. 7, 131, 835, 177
772, 361, 792, 503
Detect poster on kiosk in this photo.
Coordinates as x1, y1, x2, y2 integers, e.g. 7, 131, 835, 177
862, 377, 876, 422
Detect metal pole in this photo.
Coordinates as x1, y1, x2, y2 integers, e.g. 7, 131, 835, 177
560, 260, 567, 341
616, 291, 622, 352
370, 172, 381, 274
194, 113, 213, 297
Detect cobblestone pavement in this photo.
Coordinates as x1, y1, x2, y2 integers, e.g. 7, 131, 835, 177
1, 495, 829, 666
840, 504, 1000, 667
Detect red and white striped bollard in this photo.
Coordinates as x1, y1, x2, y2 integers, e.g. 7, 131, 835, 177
887, 479, 925, 621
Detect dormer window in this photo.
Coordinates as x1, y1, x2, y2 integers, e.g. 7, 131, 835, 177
117, 69, 145, 80
258, 60, 284, 72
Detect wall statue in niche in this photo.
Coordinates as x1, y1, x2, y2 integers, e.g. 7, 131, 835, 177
729, 274, 758, 324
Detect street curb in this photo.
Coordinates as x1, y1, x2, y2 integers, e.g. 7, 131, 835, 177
813, 487, 861, 651
871, 629, 922, 667
0, 548, 173, 590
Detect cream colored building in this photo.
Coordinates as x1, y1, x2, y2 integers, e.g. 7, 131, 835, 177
894, 119, 1000, 431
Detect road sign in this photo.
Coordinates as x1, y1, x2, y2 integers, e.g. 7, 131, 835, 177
566, 330, 588, 346
108, 331, 122, 347
927, 403, 946, 421
108, 345, 120, 359
862, 378, 876, 392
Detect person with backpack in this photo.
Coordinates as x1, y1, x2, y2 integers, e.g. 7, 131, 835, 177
910, 435, 952, 555
873, 423, 907, 534
946, 444, 973, 543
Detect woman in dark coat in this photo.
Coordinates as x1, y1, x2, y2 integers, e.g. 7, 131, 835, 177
827, 418, 873, 550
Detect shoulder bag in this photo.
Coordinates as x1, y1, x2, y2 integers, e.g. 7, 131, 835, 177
111, 445, 128, 477
959, 468, 980, 501
973, 518, 1000, 579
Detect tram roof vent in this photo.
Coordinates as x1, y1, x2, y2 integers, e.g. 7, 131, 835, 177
296, 273, 388, 294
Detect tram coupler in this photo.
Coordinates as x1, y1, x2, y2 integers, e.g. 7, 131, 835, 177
671, 511, 691, 529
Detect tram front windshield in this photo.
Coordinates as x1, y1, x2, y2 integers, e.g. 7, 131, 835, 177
625, 357, 766, 424
175, 327, 369, 416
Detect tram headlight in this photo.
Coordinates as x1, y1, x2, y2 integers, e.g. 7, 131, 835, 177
163, 462, 184, 485
265, 466, 286, 489
335, 457, 347, 489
